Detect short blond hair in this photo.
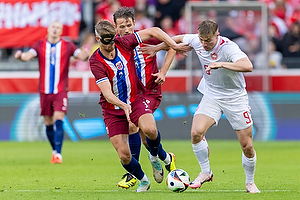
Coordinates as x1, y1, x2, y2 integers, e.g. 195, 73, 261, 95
197, 19, 218, 37
94, 20, 116, 37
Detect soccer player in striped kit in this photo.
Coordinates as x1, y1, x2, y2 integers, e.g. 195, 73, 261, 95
113, 7, 177, 189
89, 20, 188, 192
14, 21, 90, 164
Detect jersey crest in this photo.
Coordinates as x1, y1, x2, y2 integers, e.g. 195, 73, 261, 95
211, 52, 218, 60
116, 61, 123, 70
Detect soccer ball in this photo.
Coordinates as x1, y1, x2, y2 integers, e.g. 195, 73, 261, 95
166, 169, 190, 193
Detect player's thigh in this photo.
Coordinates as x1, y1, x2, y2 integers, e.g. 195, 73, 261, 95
222, 95, 253, 130
191, 114, 215, 141
194, 95, 222, 128
129, 121, 139, 135
43, 115, 53, 125
138, 113, 157, 140
53, 111, 65, 121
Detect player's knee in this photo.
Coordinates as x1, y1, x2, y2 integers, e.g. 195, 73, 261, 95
191, 129, 205, 143
242, 144, 255, 157
141, 127, 157, 140
119, 152, 131, 165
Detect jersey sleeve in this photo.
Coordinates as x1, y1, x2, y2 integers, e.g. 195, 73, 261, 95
31, 40, 42, 57
67, 41, 79, 57
142, 37, 162, 45
182, 34, 198, 48
116, 33, 141, 51
89, 51, 108, 85
224, 42, 248, 62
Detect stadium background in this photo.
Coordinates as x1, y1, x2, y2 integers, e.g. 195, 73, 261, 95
1, 0, 300, 142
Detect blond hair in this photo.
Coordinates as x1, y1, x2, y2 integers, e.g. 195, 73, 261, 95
94, 20, 116, 37
197, 19, 219, 37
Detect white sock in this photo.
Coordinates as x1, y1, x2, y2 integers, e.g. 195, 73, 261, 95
52, 150, 57, 155
163, 154, 171, 165
242, 151, 256, 184
149, 154, 159, 162
55, 153, 62, 159
140, 174, 149, 182
192, 137, 211, 174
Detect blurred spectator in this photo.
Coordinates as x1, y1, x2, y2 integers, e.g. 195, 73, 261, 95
288, 4, 300, 26
118, 0, 135, 7
268, 23, 284, 53
154, 0, 184, 27
157, 16, 179, 70
221, 16, 244, 40
219, 12, 260, 62
268, 0, 294, 24
94, 0, 121, 24
134, 8, 154, 30
270, 15, 288, 40
135, 0, 156, 21
282, 22, 300, 56
160, 16, 178, 37
281, 22, 300, 68
254, 40, 284, 69
174, 8, 185, 34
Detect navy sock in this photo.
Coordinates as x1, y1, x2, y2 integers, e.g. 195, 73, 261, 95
54, 120, 64, 154
146, 131, 161, 157
157, 143, 167, 161
122, 158, 144, 180
129, 132, 141, 162
46, 125, 55, 150
145, 146, 150, 152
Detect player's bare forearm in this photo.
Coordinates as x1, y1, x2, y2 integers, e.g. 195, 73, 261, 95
14, 50, 35, 62
222, 58, 253, 72
159, 48, 176, 79
139, 27, 177, 49
77, 48, 90, 61
138, 28, 189, 55
206, 58, 253, 74
98, 81, 132, 122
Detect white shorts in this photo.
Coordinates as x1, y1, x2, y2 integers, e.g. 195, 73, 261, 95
194, 94, 253, 130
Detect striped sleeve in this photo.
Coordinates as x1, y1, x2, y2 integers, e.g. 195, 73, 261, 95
134, 32, 142, 44
96, 77, 109, 84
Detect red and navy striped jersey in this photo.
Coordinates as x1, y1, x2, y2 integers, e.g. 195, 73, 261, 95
31, 39, 78, 94
132, 35, 162, 95
89, 32, 146, 110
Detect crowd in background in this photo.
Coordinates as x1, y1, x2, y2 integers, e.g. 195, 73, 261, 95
0, 0, 300, 70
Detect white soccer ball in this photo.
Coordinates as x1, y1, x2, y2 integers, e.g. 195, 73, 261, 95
166, 169, 190, 193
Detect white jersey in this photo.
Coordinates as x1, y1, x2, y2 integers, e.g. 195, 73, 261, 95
183, 34, 248, 99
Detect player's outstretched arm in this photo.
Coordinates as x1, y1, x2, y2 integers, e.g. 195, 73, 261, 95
205, 57, 253, 74
97, 80, 132, 122
14, 50, 35, 62
140, 35, 192, 59
76, 48, 90, 61
152, 47, 176, 85
137, 28, 189, 54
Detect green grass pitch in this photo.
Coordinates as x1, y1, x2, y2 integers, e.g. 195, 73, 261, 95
0, 140, 299, 199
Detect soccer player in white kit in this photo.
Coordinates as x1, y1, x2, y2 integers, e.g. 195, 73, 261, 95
142, 19, 260, 193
